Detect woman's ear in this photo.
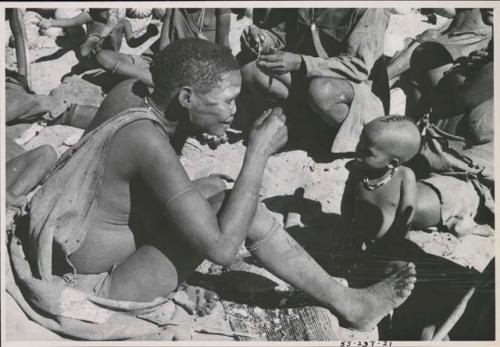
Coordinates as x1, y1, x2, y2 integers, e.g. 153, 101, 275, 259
178, 86, 193, 109
387, 158, 400, 169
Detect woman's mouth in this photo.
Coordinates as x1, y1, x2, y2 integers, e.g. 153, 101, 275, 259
221, 116, 234, 125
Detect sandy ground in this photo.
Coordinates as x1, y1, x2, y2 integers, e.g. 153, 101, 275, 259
5, 9, 495, 342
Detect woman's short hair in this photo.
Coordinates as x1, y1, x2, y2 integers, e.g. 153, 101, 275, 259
151, 38, 239, 101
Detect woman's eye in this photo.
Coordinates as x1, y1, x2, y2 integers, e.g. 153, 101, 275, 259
225, 99, 234, 105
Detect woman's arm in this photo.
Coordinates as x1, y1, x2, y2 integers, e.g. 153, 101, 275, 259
215, 9, 231, 48
132, 109, 287, 265
159, 9, 173, 50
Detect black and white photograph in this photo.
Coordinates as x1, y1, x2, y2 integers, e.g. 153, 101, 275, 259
2, 2, 497, 344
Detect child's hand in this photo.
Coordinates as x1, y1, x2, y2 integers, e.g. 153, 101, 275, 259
146, 23, 159, 37
80, 36, 103, 58
38, 18, 52, 30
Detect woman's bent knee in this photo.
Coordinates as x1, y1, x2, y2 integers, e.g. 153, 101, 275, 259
35, 145, 57, 164
308, 78, 353, 108
307, 77, 353, 126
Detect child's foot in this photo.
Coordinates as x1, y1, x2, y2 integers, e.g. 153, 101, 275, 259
177, 284, 220, 317
452, 217, 494, 238
335, 262, 416, 331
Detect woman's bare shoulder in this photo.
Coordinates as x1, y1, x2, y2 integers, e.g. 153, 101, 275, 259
89, 79, 148, 130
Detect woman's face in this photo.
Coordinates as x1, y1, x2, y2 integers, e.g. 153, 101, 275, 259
188, 70, 242, 137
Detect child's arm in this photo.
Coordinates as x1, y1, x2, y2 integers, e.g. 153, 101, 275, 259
122, 19, 134, 41
395, 167, 418, 232
38, 12, 92, 29
95, 14, 120, 39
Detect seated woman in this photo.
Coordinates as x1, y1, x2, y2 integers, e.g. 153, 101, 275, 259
20, 39, 416, 334
238, 8, 390, 153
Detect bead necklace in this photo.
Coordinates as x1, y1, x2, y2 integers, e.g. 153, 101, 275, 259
362, 167, 398, 191
144, 96, 164, 119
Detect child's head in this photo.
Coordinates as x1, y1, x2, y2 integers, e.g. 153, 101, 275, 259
88, 8, 113, 22
356, 115, 421, 170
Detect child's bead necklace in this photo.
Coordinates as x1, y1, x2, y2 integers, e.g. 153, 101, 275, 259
362, 167, 398, 191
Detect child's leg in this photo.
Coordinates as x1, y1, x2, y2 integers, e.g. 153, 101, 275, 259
451, 217, 494, 237
415, 182, 493, 237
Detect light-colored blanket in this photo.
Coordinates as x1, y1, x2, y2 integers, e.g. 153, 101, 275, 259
330, 80, 384, 154
6, 108, 183, 340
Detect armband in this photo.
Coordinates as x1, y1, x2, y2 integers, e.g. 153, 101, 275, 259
165, 186, 195, 206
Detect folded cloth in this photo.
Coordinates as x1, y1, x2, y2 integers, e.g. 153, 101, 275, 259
420, 174, 480, 231
330, 80, 384, 154
7, 107, 179, 340
437, 28, 492, 61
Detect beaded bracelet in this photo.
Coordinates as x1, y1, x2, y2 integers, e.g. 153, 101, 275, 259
87, 32, 103, 41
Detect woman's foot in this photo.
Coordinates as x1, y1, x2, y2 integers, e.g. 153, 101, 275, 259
334, 262, 417, 331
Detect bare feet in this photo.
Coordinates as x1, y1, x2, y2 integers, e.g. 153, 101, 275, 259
334, 262, 417, 331
177, 284, 220, 317
452, 217, 494, 238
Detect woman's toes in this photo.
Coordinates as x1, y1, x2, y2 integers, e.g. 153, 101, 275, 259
407, 275, 417, 284
398, 288, 412, 297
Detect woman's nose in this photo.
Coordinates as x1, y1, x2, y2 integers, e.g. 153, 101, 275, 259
230, 100, 237, 115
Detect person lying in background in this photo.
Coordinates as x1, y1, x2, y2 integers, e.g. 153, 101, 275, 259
95, 8, 230, 88
37, 8, 158, 58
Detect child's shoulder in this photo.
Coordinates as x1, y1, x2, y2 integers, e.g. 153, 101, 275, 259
395, 165, 416, 182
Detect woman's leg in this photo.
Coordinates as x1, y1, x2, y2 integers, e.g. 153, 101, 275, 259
106, 176, 227, 302
6, 145, 57, 202
245, 204, 417, 331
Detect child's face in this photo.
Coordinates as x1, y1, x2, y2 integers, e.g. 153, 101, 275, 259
355, 131, 393, 171
91, 10, 111, 22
